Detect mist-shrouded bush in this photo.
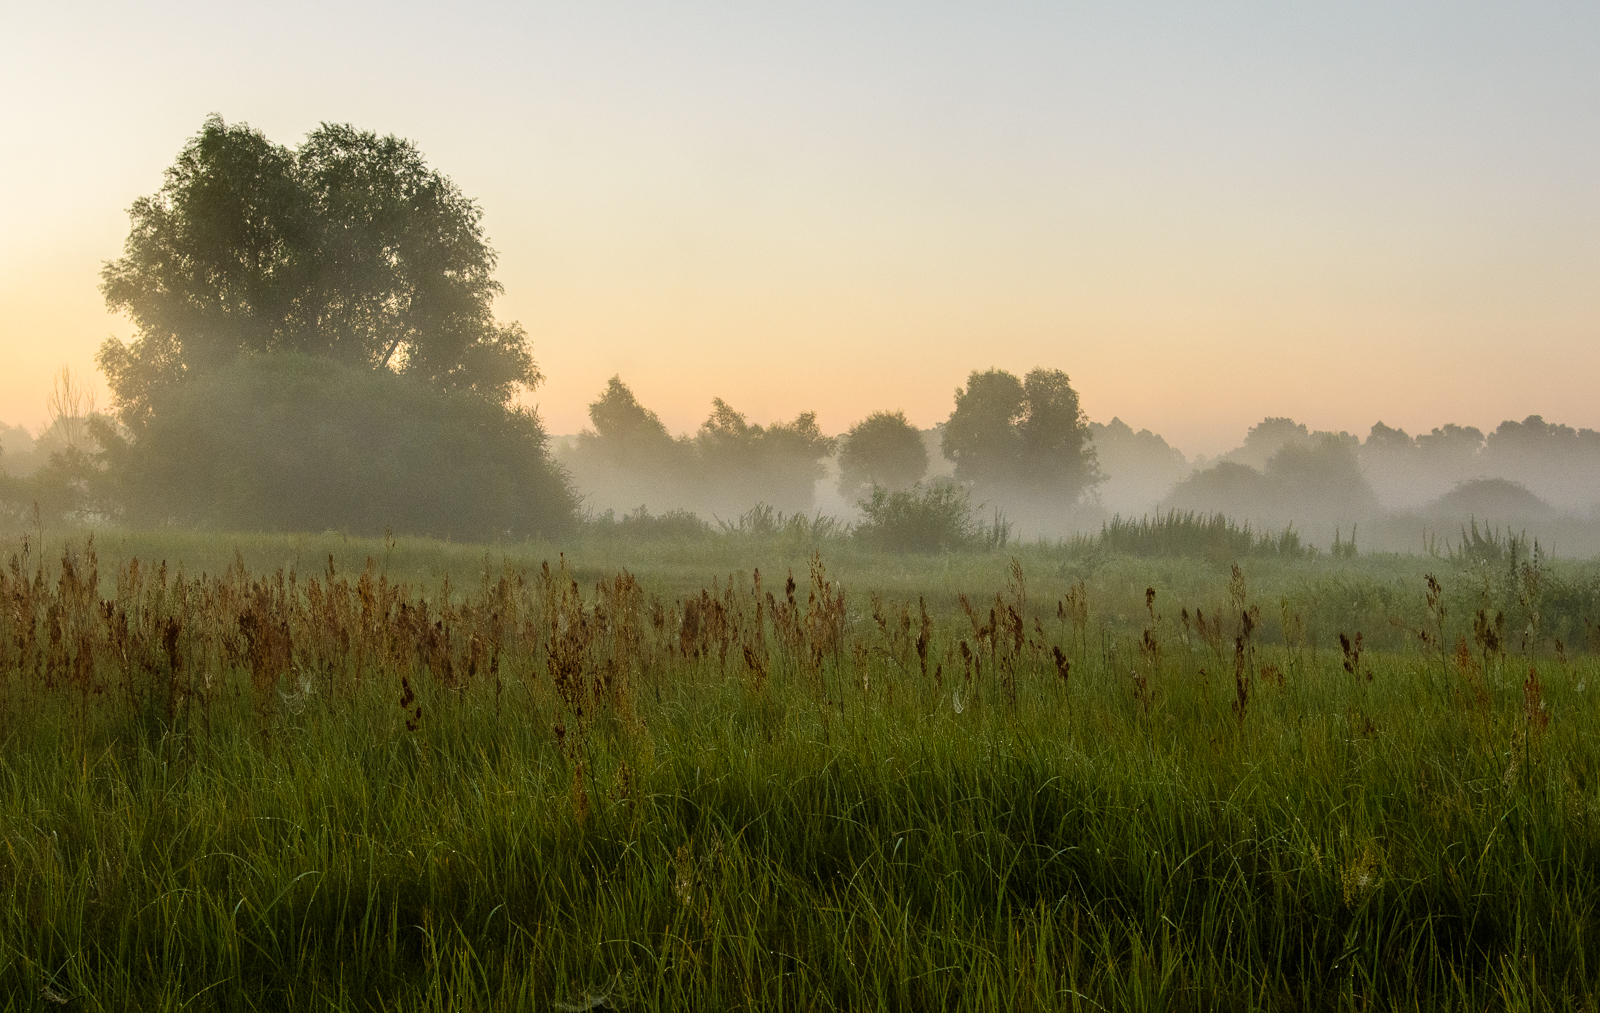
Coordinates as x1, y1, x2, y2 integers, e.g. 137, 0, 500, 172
99, 353, 576, 538
1164, 461, 1273, 520
1428, 478, 1554, 523
854, 482, 983, 553
836, 410, 927, 497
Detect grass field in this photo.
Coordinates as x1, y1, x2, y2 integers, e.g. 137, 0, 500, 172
1, 526, 1598, 1010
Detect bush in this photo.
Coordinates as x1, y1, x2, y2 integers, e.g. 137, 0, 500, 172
100, 353, 577, 539
855, 482, 987, 553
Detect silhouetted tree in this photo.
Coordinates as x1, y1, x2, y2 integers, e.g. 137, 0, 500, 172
696, 400, 835, 511
99, 115, 536, 431
942, 369, 1025, 486
1229, 417, 1310, 470
942, 367, 1100, 500
577, 375, 684, 469
93, 116, 573, 535
837, 410, 928, 497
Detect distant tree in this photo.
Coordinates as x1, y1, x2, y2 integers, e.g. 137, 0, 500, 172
562, 379, 833, 517
941, 367, 1100, 500
942, 369, 1026, 486
1229, 417, 1310, 470
1263, 433, 1377, 517
1481, 415, 1600, 512
696, 400, 835, 510
1166, 433, 1377, 538
1018, 368, 1100, 496
1088, 417, 1190, 515
99, 115, 536, 431
576, 376, 683, 468
1363, 421, 1414, 456
1414, 424, 1484, 464
1485, 415, 1600, 464
837, 410, 928, 497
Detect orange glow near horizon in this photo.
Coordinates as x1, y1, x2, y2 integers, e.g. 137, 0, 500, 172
4, 4, 1597, 458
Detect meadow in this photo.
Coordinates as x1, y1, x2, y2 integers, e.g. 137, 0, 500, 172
0, 523, 1597, 1011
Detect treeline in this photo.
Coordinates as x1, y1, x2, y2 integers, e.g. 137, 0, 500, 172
561, 367, 1100, 523
1160, 415, 1600, 551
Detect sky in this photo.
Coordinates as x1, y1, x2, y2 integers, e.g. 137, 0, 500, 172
2, 1, 1597, 457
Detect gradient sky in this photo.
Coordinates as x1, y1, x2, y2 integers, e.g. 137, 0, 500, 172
3, 2, 1597, 456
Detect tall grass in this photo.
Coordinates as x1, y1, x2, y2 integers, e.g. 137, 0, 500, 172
0, 535, 1597, 1009
1092, 510, 1311, 563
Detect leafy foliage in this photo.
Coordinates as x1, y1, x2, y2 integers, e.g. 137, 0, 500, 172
836, 410, 927, 497
99, 115, 536, 431
941, 367, 1100, 500
854, 481, 992, 552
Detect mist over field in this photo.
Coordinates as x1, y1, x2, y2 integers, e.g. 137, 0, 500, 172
4, 5, 1600, 1000
536, 381, 1600, 555
7, 353, 1600, 556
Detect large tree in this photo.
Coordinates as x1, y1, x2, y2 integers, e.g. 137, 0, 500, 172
99, 115, 536, 431
942, 367, 1100, 500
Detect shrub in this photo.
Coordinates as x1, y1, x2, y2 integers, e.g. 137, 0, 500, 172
855, 482, 981, 553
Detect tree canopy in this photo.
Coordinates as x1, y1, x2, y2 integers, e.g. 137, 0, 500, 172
837, 410, 928, 497
577, 375, 681, 469
99, 116, 536, 431
941, 368, 1100, 500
